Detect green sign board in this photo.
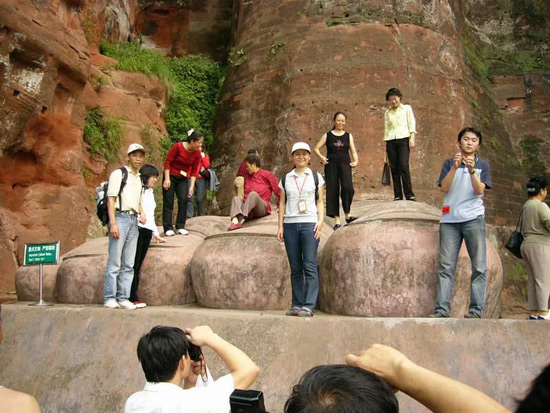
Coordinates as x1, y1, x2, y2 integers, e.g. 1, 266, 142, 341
24, 242, 60, 266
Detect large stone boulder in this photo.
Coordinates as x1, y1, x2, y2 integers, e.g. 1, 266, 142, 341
190, 214, 333, 310
15, 264, 59, 302
320, 201, 503, 318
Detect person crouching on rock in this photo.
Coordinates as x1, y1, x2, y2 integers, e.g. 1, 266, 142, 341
130, 164, 166, 309
278, 142, 325, 318
162, 130, 204, 237
228, 154, 280, 231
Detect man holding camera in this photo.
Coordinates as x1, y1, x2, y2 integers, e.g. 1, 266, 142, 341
430, 127, 492, 319
125, 325, 259, 412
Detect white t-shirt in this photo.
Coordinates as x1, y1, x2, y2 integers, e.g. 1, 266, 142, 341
279, 168, 325, 224
125, 373, 234, 413
138, 188, 159, 237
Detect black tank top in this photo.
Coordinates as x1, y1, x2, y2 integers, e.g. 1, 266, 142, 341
326, 131, 351, 163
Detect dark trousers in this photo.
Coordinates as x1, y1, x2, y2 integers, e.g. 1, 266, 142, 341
325, 161, 354, 217
187, 178, 207, 218
386, 138, 414, 200
130, 227, 153, 302
162, 175, 190, 232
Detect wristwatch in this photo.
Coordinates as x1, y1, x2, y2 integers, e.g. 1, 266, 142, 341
469, 169, 475, 175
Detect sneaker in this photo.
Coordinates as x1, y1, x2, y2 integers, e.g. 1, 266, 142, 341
538, 314, 549, 320
333, 224, 341, 231
104, 299, 120, 309
118, 299, 137, 310
298, 307, 314, 317
394, 197, 403, 201
165, 230, 175, 237
177, 229, 189, 236
428, 312, 448, 318
345, 216, 358, 224
133, 301, 147, 309
464, 312, 481, 319
406, 196, 417, 202
529, 314, 539, 320
228, 222, 243, 231
286, 307, 300, 316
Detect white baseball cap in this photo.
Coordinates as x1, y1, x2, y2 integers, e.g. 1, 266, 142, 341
291, 142, 311, 154
127, 143, 146, 155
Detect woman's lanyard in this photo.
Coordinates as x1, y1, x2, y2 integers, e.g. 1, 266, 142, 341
294, 173, 308, 213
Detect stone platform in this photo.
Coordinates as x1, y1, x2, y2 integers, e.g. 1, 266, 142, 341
1, 303, 548, 412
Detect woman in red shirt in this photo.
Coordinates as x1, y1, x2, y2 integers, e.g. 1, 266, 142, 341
162, 131, 203, 236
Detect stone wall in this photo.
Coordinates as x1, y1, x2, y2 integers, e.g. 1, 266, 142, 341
0, 303, 548, 412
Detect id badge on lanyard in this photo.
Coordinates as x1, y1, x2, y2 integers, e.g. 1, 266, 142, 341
295, 174, 308, 214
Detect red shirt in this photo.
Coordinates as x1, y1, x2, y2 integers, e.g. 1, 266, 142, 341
164, 142, 201, 178
197, 154, 210, 180
237, 161, 247, 177
244, 169, 281, 214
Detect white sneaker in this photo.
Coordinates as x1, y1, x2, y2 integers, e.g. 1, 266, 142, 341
133, 301, 147, 308
177, 229, 189, 235
165, 230, 175, 237
104, 299, 120, 309
118, 299, 137, 310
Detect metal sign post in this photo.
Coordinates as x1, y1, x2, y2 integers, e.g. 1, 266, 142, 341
24, 241, 60, 307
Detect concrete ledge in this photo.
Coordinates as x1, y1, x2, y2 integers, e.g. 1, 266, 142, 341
0, 303, 548, 412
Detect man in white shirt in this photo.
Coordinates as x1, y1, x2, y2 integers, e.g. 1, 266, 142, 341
125, 325, 259, 413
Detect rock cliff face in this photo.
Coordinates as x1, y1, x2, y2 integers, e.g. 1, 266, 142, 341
211, 0, 547, 225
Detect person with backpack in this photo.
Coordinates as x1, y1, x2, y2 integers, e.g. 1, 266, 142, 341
277, 142, 325, 317
104, 144, 147, 310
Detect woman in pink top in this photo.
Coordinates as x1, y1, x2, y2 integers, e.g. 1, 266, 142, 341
162, 131, 203, 236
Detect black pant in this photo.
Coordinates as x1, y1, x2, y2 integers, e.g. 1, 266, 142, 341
325, 161, 354, 217
162, 175, 190, 232
386, 138, 415, 200
130, 227, 153, 302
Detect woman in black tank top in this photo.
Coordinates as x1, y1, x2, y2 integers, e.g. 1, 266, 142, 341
313, 111, 359, 230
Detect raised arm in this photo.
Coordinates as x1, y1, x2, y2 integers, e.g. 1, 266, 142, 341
314, 134, 329, 165
187, 326, 260, 390
346, 344, 510, 413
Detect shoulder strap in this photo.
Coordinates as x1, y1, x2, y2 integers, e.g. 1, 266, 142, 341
118, 167, 129, 210
312, 170, 319, 201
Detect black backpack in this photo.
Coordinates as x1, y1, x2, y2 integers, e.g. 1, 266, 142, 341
281, 169, 320, 202
96, 167, 129, 226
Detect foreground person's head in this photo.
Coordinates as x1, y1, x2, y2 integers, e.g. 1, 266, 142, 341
284, 364, 398, 413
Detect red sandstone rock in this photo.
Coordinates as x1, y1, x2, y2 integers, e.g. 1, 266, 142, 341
190, 213, 333, 310
320, 201, 503, 317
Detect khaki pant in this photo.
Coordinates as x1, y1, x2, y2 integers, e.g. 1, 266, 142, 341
521, 242, 550, 311
233, 176, 244, 199
230, 191, 268, 221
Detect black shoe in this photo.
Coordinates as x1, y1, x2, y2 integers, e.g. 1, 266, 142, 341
406, 196, 417, 201
464, 312, 481, 319
345, 216, 358, 224
428, 312, 448, 318
393, 197, 403, 201
333, 224, 341, 231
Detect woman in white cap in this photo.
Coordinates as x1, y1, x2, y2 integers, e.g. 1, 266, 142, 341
278, 142, 325, 317
162, 130, 204, 236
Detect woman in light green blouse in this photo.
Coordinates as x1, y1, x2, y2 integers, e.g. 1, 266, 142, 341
520, 176, 550, 320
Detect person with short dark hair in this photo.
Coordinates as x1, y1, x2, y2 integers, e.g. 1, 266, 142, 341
163, 131, 204, 237
284, 364, 398, 412
314, 111, 359, 230
129, 164, 165, 308
384, 88, 417, 201
520, 175, 550, 320
228, 154, 280, 231
125, 325, 259, 412
234, 148, 259, 199
516, 363, 550, 412
104, 144, 147, 310
430, 127, 492, 318
0, 305, 42, 413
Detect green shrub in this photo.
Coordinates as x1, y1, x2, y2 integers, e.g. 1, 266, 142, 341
100, 42, 224, 149
84, 107, 123, 162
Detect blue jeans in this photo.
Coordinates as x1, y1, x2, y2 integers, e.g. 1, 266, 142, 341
187, 178, 207, 218
283, 223, 320, 311
434, 215, 487, 316
104, 212, 138, 301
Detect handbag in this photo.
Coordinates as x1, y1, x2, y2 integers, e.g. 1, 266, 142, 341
505, 209, 524, 259
381, 162, 391, 186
